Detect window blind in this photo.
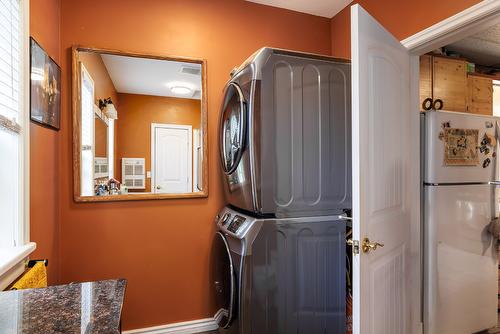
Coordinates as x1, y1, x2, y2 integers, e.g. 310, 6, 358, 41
0, 0, 21, 248
0, 0, 21, 128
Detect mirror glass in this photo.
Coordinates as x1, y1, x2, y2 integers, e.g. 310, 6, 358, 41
74, 49, 206, 200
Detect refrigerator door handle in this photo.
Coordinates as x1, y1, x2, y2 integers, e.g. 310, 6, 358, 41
493, 182, 500, 218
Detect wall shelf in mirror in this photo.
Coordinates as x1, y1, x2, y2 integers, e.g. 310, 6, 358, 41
72, 46, 208, 202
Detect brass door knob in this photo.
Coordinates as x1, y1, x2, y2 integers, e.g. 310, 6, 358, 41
362, 237, 384, 254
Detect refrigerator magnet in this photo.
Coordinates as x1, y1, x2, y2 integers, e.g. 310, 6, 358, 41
441, 121, 451, 129
443, 128, 479, 166
479, 145, 490, 155
485, 133, 496, 147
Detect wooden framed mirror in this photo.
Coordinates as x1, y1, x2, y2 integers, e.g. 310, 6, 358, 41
72, 46, 208, 202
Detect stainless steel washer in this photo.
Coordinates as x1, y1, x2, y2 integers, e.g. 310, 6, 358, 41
213, 206, 347, 334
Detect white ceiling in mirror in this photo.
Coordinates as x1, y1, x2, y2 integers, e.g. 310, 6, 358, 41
100, 54, 202, 100
245, 0, 351, 18
446, 23, 500, 67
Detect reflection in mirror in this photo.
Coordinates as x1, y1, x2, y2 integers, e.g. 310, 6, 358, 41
74, 49, 206, 200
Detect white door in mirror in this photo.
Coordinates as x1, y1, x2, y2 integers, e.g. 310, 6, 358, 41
152, 123, 192, 194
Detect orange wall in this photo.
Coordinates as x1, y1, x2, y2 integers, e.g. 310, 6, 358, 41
330, 0, 483, 59
116, 93, 201, 192
79, 52, 119, 107
58, 0, 331, 330
94, 119, 107, 158
29, 0, 61, 285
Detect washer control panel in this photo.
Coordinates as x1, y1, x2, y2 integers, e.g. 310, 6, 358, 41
227, 215, 246, 233
216, 207, 255, 239
220, 213, 232, 226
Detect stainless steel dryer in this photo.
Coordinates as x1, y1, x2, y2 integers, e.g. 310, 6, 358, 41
213, 206, 346, 334
219, 47, 351, 217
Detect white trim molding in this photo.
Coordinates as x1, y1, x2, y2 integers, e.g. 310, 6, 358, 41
21, 0, 31, 246
401, 0, 500, 54
0, 0, 34, 292
123, 309, 225, 334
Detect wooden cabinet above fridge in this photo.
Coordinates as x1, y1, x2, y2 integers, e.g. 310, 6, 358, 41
419, 54, 493, 115
419, 55, 467, 113
467, 73, 493, 115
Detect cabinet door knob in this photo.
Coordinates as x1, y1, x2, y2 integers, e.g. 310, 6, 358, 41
422, 97, 433, 110
433, 99, 443, 110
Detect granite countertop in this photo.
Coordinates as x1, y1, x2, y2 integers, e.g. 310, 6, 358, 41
0, 279, 126, 334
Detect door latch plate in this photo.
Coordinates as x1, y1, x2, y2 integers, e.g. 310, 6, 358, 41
347, 239, 360, 255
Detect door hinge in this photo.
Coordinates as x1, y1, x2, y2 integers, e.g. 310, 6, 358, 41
347, 239, 360, 255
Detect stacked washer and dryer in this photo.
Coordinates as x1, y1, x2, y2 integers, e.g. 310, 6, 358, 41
214, 48, 352, 334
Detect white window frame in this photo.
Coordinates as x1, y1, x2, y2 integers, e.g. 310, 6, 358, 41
0, 0, 36, 290
80, 63, 95, 196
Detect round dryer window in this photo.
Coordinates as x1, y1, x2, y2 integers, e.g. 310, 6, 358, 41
220, 82, 247, 174
213, 232, 236, 328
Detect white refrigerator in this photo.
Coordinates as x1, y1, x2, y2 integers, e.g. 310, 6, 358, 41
423, 110, 498, 334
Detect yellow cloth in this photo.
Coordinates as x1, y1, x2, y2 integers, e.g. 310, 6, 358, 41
11, 262, 47, 290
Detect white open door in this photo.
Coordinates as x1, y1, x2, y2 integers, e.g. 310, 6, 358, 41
351, 4, 419, 334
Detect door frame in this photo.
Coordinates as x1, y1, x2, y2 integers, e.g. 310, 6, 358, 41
150, 123, 193, 194
401, 0, 500, 55
193, 128, 202, 192
395, 1, 500, 333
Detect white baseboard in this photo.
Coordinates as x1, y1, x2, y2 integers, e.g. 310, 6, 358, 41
123, 309, 225, 334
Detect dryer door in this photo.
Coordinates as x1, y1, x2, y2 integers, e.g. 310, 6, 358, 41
213, 232, 237, 328
220, 82, 247, 175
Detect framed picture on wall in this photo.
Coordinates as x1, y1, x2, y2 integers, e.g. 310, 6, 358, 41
30, 37, 61, 130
